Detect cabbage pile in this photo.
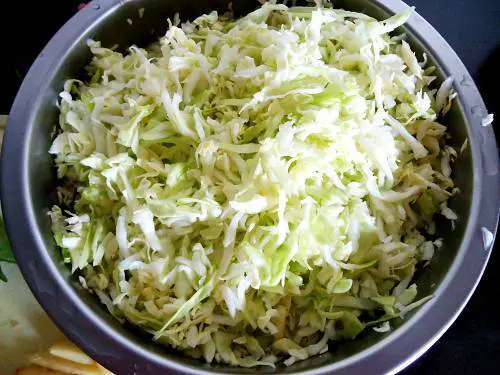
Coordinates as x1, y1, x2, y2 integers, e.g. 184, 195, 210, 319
49, 2, 457, 367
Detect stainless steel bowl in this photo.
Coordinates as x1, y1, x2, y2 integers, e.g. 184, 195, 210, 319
1, 0, 498, 374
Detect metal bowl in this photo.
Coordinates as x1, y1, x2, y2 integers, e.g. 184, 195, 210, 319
1, 0, 498, 374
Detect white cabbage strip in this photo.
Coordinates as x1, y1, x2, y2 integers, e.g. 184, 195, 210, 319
49, 2, 457, 367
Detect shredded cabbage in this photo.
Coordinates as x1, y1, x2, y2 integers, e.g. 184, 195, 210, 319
49, 2, 457, 367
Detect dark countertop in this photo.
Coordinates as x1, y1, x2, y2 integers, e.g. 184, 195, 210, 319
1, 1, 499, 374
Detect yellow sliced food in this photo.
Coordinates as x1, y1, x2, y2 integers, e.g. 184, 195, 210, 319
97, 364, 115, 375
16, 366, 66, 375
49, 340, 94, 365
29, 352, 102, 375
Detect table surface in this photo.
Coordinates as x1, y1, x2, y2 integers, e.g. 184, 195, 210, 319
1, 1, 499, 374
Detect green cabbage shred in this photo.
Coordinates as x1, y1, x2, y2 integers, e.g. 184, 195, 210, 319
49, 2, 457, 367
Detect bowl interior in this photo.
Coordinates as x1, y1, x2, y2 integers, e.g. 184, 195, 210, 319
24, 0, 473, 373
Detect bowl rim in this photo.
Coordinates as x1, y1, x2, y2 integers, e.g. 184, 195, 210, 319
1, 0, 499, 374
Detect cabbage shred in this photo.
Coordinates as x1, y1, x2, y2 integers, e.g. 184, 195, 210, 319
49, 3, 457, 367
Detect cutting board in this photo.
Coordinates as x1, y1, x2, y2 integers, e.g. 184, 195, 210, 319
0, 264, 65, 374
